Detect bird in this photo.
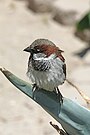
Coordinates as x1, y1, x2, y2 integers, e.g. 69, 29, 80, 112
24, 39, 66, 97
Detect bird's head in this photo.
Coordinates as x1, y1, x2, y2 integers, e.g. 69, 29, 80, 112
23, 38, 65, 61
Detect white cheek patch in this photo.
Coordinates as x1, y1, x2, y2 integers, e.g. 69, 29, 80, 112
33, 53, 56, 61
33, 53, 46, 60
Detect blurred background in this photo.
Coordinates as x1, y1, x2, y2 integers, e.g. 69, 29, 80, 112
0, 0, 90, 135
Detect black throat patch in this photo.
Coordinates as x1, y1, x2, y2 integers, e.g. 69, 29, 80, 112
32, 58, 51, 71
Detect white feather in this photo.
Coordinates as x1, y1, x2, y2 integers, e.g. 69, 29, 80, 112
33, 53, 56, 60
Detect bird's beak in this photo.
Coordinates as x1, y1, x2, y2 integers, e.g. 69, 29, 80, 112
23, 46, 30, 52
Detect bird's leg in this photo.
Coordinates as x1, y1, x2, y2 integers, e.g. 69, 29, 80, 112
32, 83, 38, 92
55, 87, 63, 103
32, 83, 38, 99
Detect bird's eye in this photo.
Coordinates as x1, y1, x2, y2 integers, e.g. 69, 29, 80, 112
37, 49, 40, 52
34, 46, 41, 53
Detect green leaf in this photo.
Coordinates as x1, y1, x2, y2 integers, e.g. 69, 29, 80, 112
1, 68, 90, 135
77, 11, 90, 31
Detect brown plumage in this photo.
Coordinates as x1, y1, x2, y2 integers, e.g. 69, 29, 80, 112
34, 44, 65, 62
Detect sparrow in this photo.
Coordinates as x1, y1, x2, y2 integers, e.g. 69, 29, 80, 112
24, 39, 66, 95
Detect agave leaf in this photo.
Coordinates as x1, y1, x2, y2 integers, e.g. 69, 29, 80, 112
0, 68, 33, 98
0, 68, 90, 135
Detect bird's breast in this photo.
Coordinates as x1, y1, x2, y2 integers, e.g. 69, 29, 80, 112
27, 56, 66, 91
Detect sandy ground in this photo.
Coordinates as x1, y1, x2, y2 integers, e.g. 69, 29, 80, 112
0, 0, 90, 135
